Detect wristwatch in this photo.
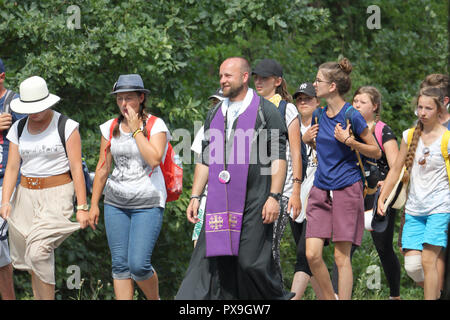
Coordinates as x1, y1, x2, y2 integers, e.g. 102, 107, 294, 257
268, 192, 282, 201
76, 204, 89, 211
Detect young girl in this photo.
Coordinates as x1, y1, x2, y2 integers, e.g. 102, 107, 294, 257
377, 86, 450, 300
289, 82, 323, 299
252, 58, 302, 279
303, 58, 381, 300
88, 74, 170, 300
352, 86, 401, 300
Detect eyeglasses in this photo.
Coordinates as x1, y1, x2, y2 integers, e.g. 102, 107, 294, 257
418, 147, 430, 165
296, 96, 314, 103
313, 78, 330, 84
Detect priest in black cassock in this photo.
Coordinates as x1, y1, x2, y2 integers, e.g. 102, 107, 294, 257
176, 57, 293, 300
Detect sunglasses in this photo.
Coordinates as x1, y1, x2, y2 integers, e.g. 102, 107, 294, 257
418, 147, 430, 165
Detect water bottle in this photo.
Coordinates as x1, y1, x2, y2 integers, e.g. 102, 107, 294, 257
174, 154, 183, 169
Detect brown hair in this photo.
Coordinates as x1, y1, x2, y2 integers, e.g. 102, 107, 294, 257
353, 86, 382, 122
112, 92, 149, 138
276, 78, 293, 103
403, 86, 444, 183
319, 57, 353, 95
420, 73, 449, 97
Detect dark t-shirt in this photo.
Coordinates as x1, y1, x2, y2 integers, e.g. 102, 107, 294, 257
200, 95, 288, 212
0, 91, 25, 184
374, 123, 397, 180
364, 122, 398, 211
312, 103, 368, 190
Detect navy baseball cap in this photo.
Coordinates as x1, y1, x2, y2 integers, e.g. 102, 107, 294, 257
252, 59, 283, 78
0, 59, 5, 74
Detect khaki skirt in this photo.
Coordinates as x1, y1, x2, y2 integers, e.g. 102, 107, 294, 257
7, 181, 80, 285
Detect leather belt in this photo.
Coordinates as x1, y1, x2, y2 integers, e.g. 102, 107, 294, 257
20, 172, 72, 190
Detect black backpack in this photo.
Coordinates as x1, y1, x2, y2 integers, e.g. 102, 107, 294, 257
278, 100, 308, 181
16, 114, 93, 196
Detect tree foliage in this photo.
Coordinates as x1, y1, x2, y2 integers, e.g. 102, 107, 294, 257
0, 0, 447, 299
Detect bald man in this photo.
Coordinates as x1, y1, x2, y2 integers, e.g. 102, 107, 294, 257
176, 57, 293, 300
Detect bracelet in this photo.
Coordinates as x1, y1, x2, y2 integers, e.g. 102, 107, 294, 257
344, 135, 351, 145
132, 129, 143, 138
190, 195, 201, 201
0, 203, 11, 208
292, 177, 302, 184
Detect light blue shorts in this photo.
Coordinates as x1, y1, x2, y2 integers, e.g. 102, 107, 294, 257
402, 212, 450, 251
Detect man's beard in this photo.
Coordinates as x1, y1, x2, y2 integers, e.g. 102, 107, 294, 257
224, 82, 245, 99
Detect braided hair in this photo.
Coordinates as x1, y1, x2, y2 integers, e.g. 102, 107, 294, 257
402, 86, 445, 183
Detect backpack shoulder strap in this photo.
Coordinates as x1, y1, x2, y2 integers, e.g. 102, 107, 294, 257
312, 106, 325, 125
441, 130, 450, 186
17, 116, 28, 139
344, 105, 356, 131
104, 118, 119, 149
204, 102, 223, 141
407, 127, 416, 148
99, 117, 119, 169
57, 114, 69, 157
278, 100, 287, 120
3, 90, 15, 114
400, 127, 417, 177
374, 121, 386, 153
109, 118, 119, 140
144, 115, 158, 140
344, 106, 367, 195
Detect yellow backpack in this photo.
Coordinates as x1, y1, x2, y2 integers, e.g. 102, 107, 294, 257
442, 130, 450, 187
406, 128, 450, 186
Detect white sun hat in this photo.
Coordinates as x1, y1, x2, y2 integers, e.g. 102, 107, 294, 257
10, 76, 61, 114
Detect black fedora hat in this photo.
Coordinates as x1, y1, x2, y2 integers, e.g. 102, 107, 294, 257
371, 187, 389, 233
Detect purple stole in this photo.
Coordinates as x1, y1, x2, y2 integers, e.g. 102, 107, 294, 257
204, 91, 260, 257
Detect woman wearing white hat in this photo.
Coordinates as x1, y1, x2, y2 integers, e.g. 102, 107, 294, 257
0, 76, 89, 300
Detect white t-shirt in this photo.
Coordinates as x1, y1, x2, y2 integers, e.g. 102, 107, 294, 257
191, 126, 208, 198
281, 102, 300, 198
221, 88, 255, 139
403, 129, 450, 216
290, 124, 318, 223
7, 111, 79, 177
191, 126, 204, 155
100, 115, 171, 209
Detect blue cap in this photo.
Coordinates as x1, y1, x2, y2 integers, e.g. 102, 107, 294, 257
0, 59, 5, 74
110, 74, 150, 95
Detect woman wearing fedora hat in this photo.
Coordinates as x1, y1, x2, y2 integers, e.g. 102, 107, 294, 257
88, 74, 170, 300
0, 76, 89, 300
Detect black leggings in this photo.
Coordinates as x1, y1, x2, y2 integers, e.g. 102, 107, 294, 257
332, 208, 401, 297
289, 218, 312, 276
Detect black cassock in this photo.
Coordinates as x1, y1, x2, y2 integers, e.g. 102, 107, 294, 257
176, 95, 294, 300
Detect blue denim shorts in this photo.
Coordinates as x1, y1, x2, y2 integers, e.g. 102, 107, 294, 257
402, 213, 450, 251
104, 204, 164, 281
